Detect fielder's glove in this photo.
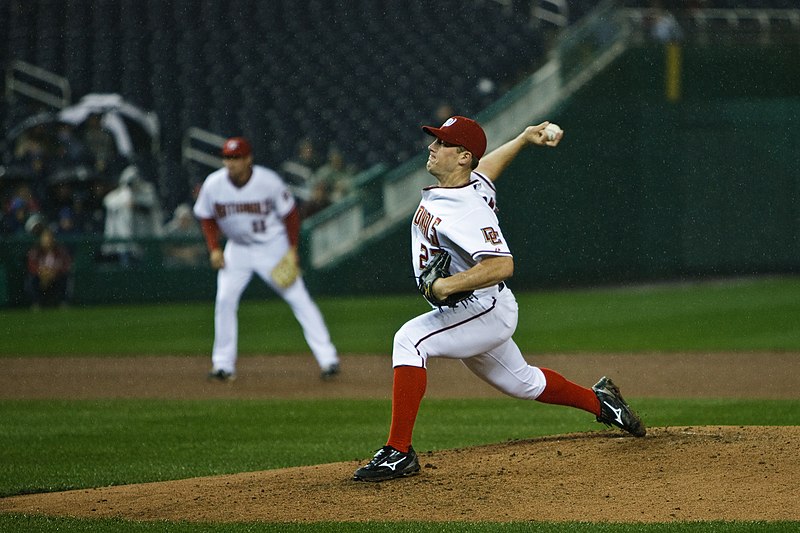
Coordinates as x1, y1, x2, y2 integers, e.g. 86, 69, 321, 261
271, 250, 300, 288
417, 251, 473, 308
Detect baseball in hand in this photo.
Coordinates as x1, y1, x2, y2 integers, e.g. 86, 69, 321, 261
544, 123, 562, 141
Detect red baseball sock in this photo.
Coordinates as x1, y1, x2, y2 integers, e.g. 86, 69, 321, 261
386, 365, 427, 453
536, 368, 601, 416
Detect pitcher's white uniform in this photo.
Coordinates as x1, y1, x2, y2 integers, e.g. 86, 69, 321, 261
392, 171, 547, 399
193, 164, 338, 376
354, 116, 644, 483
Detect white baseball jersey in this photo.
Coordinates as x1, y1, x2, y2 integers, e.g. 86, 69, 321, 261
470, 171, 498, 212
411, 172, 510, 293
193, 165, 295, 246
394, 170, 547, 401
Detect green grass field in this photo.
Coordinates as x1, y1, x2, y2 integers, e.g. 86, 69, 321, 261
2, 276, 799, 532
2, 275, 800, 355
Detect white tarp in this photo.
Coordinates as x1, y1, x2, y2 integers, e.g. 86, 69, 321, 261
57, 93, 160, 157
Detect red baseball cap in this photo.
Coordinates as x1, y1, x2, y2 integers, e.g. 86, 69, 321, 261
221, 137, 252, 157
422, 115, 487, 160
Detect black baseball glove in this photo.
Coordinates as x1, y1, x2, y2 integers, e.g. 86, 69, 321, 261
417, 251, 474, 308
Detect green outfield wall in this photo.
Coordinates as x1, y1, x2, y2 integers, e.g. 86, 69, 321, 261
1, 44, 798, 306
306, 43, 800, 294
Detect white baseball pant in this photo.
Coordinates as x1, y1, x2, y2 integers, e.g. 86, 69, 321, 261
392, 285, 546, 400
211, 241, 338, 373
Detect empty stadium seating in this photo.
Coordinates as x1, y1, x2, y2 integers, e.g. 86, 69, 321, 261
3, 0, 795, 213
2, 0, 548, 209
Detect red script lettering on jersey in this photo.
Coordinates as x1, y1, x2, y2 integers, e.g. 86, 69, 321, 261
413, 205, 441, 247
213, 200, 275, 219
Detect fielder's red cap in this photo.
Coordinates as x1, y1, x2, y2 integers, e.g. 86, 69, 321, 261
221, 137, 252, 157
422, 115, 487, 160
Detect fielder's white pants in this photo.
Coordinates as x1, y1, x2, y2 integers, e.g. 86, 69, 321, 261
392, 285, 546, 400
211, 241, 338, 373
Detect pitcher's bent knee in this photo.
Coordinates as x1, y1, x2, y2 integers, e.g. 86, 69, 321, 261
392, 327, 425, 368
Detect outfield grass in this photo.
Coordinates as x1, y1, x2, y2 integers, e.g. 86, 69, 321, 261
2, 276, 800, 355
1, 516, 798, 532
3, 517, 797, 532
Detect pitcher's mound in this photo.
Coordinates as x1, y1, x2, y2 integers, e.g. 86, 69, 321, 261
2, 425, 798, 523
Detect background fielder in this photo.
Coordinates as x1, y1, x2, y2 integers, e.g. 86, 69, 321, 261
193, 137, 339, 381
354, 116, 645, 482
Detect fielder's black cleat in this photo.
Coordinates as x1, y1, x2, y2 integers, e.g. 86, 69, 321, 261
593, 376, 646, 437
207, 369, 236, 382
320, 363, 340, 380
353, 445, 421, 482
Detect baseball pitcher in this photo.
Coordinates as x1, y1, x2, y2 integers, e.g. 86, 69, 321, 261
354, 116, 645, 482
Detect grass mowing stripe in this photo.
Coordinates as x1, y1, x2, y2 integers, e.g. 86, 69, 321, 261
0, 516, 797, 533
1, 398, 798, 497
2, 276, 800, 355
518, 277, 800, 352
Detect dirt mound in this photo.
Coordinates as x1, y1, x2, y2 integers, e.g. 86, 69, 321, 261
2, 426, 798, 523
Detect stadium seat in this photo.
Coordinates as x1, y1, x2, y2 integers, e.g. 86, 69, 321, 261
1, 0, 552, 212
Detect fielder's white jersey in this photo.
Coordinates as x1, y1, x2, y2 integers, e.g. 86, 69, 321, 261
411, 171, 511, 285
193, 165, 295, 246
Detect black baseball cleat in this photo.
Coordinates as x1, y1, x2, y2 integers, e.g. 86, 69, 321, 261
592, 376, 646, 437
207, 369, 236, 382
320, 363, 340, 380
353, 445, 421, 482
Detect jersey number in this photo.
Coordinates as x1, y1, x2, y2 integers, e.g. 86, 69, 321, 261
252, 219, 267, 233
418, 244, 443, 270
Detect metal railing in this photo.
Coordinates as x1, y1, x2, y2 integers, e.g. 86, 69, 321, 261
5, 60, 71, 110
181, 127, 227, 173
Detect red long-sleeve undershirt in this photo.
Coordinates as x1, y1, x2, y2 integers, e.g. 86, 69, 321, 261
199, 218, 222, 251
199, 206, 300, 251
283, 206, 300, 247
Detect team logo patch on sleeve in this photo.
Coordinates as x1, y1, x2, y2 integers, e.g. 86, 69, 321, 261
481, 227, 502, 245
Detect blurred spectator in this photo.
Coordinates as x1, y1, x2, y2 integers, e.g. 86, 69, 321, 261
81, 113, 118, 178
162, 203, 205, 267
47, 182, 75, 219
78, 181, 113, 234
24, 213, 46, 237
53, 123, 92, 169
54, 206, 80, 238
127, 167, 163, 240
9, 125, 52, 204
24, 227, 73, 309
101, 170, 136, 264
280, 137, 323, 206
2, 184, 41, 235
313, 145, 358, 203
3, 196, 32, 235
101, 165, 163, 265
650, 1, 683, 43
300, 180, 333, 219
12, 126, 50, 182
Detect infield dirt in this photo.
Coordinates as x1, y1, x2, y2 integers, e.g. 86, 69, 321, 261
1, 353, 798, 523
